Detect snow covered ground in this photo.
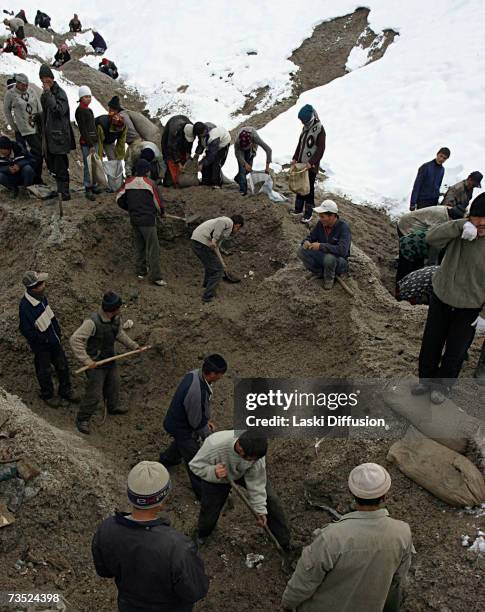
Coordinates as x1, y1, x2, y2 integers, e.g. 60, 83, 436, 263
2, 1, 485, 212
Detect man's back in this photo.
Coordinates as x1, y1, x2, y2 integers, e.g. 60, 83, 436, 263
282, 509, 413, 612
92, 513, 209, 612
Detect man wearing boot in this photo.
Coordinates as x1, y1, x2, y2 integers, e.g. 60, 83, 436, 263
159, 354, 227, 499
39, 64, 75, 201
19, 271, 77, 408
413, 194, 485, 404
70, 292, 146, 434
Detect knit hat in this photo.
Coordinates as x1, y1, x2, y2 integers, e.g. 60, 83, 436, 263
139, 148, 155, 162
183, 123, 195, 142
314, 199, 338, 214
15, 73, 28, 85
0, 136, 12, 150
298, 104, 314, 124
238, 130, 252, 149
470, 193, 485, 217
135, 158, 150, 176
101, 291, 122, 312
101, 58, 109, 65
127, 461, 171, 509
193, 121, 207, 137
348, 463, 391, 499
78, 85, 92, 100
39, 64, 54, 79
6, 77, 16, 89
107, 95, 122, 111
22, 271, 48, 288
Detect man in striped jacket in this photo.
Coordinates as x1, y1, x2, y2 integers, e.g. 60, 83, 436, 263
117, 159, 166, 286
18, 271, 75, 408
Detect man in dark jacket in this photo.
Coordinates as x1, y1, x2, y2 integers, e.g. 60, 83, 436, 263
193, 121, 231, 187
161, 115, 194, 185
34, 10, 51, 29
90, 30, 107, 54
92, 461, 209, 612
159, 354, 227, 499
70, 292, 146, 435
117, 159, 166, 286
95, 113, 127, 160
69, 14, 82, 32
410, 147, 450, 210
298, 199, 351, 289
234, 126, 272, 195
39, 64, 75, 200
0, 135, 35, 196
52, 44, 71, 68
19, 271, 76, 408
75, 85, 101, 201
441, 171, 482, 217
291, 104, 326, 224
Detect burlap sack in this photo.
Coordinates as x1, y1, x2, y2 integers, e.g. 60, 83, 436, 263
387, 426, 485, 507
178, 157, 199, 188
127, 111, 160, 145
381, 378, 484, 454
288, 163, 310, 196
88, 152, 108, 189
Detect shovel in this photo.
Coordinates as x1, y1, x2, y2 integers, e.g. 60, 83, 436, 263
228, 479, 296, 574
215, 247, 241, 283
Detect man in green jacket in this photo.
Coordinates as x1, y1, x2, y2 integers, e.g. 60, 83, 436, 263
282, 463, 413, 612
413, 193, 485, 403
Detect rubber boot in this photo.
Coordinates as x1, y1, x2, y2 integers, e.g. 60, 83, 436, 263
85, 188, 96, 201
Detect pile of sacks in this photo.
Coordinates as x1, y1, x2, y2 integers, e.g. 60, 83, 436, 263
383, 378, 485, 507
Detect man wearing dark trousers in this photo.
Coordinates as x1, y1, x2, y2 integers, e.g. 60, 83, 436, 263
19, 271, 76, 408
39, 64, 75, 201
191, 215, 244, 302
70, 292, 147, 435
409, 147, 450, 211
290, 104, 326, 224
189, 430, 291, 549
413, 194, 485, 404
159, 354, 227, 500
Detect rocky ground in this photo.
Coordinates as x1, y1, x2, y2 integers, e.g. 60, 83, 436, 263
0, 12, 483, 612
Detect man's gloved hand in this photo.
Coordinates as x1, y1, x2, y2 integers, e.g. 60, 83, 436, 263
472, 316, 485, 335
461, 221, 478, 241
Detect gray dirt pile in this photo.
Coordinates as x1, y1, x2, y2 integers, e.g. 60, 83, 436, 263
0, 180, 483, 611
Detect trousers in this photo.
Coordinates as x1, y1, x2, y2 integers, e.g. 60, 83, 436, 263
132, 225, 162, 281
191, 240, 224, 299
197, 477, 291, 547
294, 170, 317, 219
201, 146, 229, 186
77, 365, 120, 422
159, 437, 202, 499
298, 247, 348, 281
418, 292, 480, 388
46, 153, 69, 197
33, 343, 71, 399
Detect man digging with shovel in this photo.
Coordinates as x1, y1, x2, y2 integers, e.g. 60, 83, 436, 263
191, 214, 244, 302
70, 291, 149, 435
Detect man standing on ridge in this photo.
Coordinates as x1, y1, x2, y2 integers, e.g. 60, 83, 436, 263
409, 147, 450, 211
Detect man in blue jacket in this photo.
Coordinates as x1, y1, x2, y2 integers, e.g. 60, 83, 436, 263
159, 354, 227, 499
298, 199, 352, 289
410, 147, 450, 211
18, 271, 76, 408
0, 135, 35, 197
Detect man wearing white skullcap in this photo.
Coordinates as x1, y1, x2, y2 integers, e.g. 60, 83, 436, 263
92, 461, 209, 611
282, 463, 414, 612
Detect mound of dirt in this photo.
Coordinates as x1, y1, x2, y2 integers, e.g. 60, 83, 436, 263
0, 179, 483, 610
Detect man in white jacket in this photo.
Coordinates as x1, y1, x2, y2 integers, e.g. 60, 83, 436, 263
189, 429, 291, 548
193, 122, 231, 187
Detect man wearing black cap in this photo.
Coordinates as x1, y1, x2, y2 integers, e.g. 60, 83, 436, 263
92, 461, 209, 612
159, 354, 227, 499
19, 271, 76, 408
38, 64, 76, 200
414, 193, 485, 404
70, 292, 146, 434
442, 171, 483, 217
117, 159, 166, 286
0, 135, 36, 196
